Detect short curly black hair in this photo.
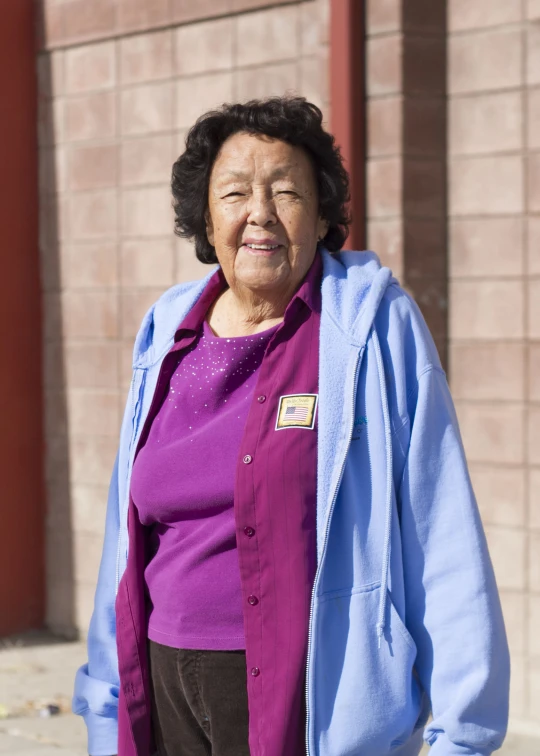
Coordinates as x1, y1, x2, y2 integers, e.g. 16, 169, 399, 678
171, 96, 351, 264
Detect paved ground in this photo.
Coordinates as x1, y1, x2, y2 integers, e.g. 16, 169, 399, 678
0, 633, 87, 755
0, 632, 538, 755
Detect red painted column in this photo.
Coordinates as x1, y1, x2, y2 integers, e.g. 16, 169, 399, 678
0, 2, 45, 635
330, 0, 366, 250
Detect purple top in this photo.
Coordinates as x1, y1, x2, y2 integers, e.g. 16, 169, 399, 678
130, 320, 276, 650
117, 254, 321, 756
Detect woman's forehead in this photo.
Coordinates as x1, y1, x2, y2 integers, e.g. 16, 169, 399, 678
211, 133, 313, 182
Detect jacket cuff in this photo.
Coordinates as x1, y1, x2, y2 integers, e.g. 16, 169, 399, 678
84, 709, 118, 756
427, 734, 494, 756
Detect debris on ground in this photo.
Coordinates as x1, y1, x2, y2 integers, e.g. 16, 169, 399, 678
0, 695, 70, 720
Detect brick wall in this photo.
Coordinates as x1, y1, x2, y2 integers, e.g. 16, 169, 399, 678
37, 0, 329, 636
447, 0, 539, 733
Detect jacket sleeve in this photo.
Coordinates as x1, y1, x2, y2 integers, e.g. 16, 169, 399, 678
397, 366, 510, 755
72, 452, 121, 756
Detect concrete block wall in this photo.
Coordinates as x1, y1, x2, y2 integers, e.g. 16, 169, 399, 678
447, 0, 539, 733
37, 0, 329, 637
365, 0, 448, 365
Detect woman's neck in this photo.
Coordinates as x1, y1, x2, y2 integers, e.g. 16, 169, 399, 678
206, 286, 290, 337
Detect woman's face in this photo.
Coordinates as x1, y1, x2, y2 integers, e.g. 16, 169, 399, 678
206, 132, 328, 297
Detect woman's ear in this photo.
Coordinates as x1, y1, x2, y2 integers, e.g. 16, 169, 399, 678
205, 208, 215, 246
317, 218, 329, 242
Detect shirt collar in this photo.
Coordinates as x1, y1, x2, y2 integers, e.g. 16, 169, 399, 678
174, 267, 227, 340
290, 250, 322, 314
174, 250, 323, 340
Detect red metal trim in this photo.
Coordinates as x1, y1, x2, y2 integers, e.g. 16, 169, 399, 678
0, 1, 45, 635
330, 0, 366, 250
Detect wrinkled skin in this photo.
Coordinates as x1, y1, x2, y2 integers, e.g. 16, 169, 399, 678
205, 132, 328, 337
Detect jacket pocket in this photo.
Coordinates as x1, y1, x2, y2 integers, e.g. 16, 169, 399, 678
314, 583, 424, 756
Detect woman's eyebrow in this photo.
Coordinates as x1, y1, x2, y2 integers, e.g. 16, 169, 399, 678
217, 166, 297, 181
218, 170, 249, 180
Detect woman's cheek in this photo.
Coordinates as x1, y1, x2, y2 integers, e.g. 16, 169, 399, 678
223, 206, 246, 241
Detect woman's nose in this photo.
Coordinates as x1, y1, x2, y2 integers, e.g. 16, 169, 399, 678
246, 194, 277, 226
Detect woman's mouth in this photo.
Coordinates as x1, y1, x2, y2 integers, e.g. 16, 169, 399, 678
241, 243, 283, 256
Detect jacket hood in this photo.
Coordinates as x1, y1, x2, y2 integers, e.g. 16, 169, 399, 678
320, 249, 395, 347
132, 248, 395, 369
132, 269, 217, 369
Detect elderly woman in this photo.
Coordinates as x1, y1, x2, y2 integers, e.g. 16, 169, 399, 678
74, 97, 509, 756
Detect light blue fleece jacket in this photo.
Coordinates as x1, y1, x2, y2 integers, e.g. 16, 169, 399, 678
74, 249, 510, 756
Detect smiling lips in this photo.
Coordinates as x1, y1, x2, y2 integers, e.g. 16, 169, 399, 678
242, 239, 283, 253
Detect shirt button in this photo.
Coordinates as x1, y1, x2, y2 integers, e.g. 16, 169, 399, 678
251, 667, 260, 677
247, 595, 259, 606
244, 526, 255, 538
243, 454, 253, 464
257, 395, 266, 403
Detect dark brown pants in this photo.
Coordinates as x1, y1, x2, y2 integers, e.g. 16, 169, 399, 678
148, 640, 250, 756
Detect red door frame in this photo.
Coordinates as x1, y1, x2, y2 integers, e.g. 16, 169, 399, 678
330, 0, 366, 250
0, 1, 45, 635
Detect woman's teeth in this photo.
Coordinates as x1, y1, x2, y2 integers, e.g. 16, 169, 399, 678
245, 244, 280, 250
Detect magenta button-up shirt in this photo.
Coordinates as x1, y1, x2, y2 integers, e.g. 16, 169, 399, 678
234, 261, 320, 756
116, 254, 321, 756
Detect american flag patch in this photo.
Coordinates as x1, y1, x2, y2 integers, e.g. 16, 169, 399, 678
276, 394, 318, 430
285, 405, 309, 421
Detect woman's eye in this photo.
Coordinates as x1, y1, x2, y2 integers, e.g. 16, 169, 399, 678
225, 192, 243, 197
277, 190, 297, 196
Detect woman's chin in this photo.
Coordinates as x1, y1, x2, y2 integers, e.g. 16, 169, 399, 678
234, 259, 289, 292
237, 273, 287, 293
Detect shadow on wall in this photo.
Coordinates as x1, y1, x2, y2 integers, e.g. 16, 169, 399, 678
399, 4, 448, 372
38, 50, 77, 640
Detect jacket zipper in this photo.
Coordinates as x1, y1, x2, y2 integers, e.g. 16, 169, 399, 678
305, 347, 363, 755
